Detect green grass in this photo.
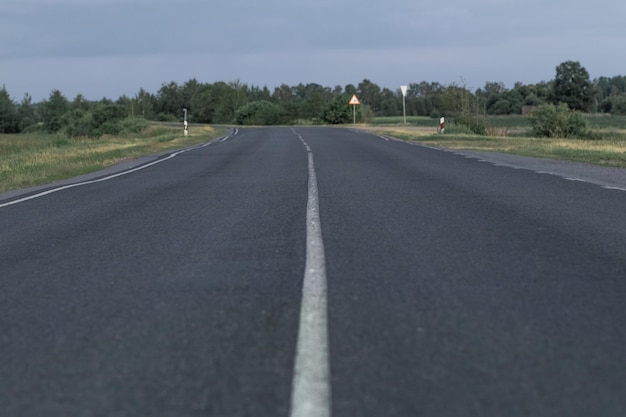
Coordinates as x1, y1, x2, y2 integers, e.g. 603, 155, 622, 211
372, 114, 626, 130
369, 116, 437, 127
360, 125, 626, 168
0, 125, 226, 193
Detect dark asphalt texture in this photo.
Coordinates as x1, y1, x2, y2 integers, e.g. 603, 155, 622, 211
2, 127, 626, 416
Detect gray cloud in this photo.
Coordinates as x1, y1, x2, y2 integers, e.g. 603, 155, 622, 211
1, 0, 625, 100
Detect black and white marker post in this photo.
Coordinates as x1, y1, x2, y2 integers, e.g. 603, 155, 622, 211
183, 108, 188, 137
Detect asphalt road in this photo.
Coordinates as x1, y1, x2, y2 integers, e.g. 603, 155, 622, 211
2, 127, 626, 416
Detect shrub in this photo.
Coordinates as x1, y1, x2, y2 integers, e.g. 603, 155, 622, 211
118, 117, 150, 134
453, 113, 488, 135
527, 103, 590, 139
235, 101, 289, 125
62, 109, 95, 137
322, 96, 351, 124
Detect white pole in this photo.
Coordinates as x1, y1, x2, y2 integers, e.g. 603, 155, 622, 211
403, 96, 407, 125
400, 85, 408, 125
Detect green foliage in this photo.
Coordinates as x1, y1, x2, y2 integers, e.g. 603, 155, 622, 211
5, 63, 626, 131
454, 113, 488, 135
62, 109, 94, 137
322, 96, 351, 124
62, 101, 147, 137
42, 90, 70, 133
490, 99, 513, 115
17, 93, 38, 131
0, 86, 19, 133
527, 103, 590, 138
118, 117, 150, 134
550, 61, 594, 112
600, 94, 626, 115
235, 101, 289, 125
91, 101, 127, 135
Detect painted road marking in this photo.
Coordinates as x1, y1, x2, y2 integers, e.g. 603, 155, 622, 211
290, 129, 331, 417
0, 141, 220, 209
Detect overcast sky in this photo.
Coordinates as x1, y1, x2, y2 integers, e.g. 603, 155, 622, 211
1, 0, 625, 101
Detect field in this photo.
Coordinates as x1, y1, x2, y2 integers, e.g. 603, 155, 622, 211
365, 114, 626, 168
372, 114, 626, 130
0, 125, 225, 193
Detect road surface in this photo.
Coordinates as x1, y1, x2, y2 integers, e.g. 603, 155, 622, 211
2, 127, 626, 416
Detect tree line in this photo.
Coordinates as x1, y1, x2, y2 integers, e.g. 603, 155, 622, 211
1, 61, 626, 136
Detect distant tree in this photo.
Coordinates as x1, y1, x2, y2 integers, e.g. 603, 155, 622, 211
0, 86, 19, 133
378, 88, 401, 117
17, 93, 37, 131
273, 84, 294, 103
235, 100, 288, 125
246, 85, 272, 103
406, 82, 443, 116
135, 88, 156, 119
42, 89, 69, 133
605, 94, 626, 115
550, 61, 594, 112
302, 83, 331, 121
357, 79, 382, 114
322, 95, 351, 124
115, 95, 134, 119
155, 81, 184, 120
209, 81, 245, 124
490, 99, 513, 115
71, 94, 91, 111
344, 84, 357, 96
91, 100, 127, 135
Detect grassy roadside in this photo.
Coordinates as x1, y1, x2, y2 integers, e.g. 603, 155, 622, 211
0, 125, 226, 193
360, 125, 626, 168
4, 122, 626, 195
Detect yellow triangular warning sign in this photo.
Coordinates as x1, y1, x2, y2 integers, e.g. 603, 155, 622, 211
349, 95, 360, 105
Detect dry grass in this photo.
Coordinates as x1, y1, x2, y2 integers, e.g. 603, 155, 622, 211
0, 125, 225, 193
358, 126, 626, 168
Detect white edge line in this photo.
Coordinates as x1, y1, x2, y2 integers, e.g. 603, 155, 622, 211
0, 142, 212, 209
290, 134, 331, 417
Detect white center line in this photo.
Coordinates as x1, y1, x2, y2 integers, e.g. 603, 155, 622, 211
290, 131, 331, 417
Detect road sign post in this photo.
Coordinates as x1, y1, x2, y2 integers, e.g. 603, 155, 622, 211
349, 95, 360, 124
400, 85, 408, 125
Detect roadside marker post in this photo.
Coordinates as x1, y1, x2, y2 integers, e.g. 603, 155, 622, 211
183, 108, 189, 137
349, 95, 360, 124
440, 116, 445, 134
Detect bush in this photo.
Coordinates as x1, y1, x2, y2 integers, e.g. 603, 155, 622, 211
322, 96, 351, 124
62, 104, 149, 138
527, 103, 590, 139
62, 109, 95, 137
59, 101, 152, 138
119, 117, 150, 134
235, 101, 289, 125
453, 113, 488, 135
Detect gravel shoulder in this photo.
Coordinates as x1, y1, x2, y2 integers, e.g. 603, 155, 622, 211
447, 149, 626, 190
